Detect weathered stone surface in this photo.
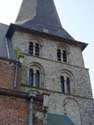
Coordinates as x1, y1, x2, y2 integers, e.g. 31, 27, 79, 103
0, 0, 93, 125
48, 93, 94, 125
11, 30, 94, 125
12, 31, 85, 67
12, 31, 92, 97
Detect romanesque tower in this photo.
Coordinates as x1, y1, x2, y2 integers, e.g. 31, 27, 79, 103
0, 0, 94, 124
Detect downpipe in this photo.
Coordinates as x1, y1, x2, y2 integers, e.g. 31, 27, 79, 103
29, 98, 33, 125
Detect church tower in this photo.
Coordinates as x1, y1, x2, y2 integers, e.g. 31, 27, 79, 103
0, 0, 93, 124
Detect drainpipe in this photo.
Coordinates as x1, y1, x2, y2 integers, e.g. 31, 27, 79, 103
5, 38, 18, 88
29, 97, 33, 125
13, 62, 18, 88
5, 38, 10, 58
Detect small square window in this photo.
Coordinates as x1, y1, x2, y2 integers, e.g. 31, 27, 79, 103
63, 50, 67, 62
28, 42, 33, 55
35, 43, 40, 56
57, 49, 61, 61
57, 48, 67, 63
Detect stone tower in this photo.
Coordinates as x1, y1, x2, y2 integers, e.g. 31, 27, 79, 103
0, 0, 94, 124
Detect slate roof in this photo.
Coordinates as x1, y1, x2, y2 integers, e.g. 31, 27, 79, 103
0, 23, 16, 60
0, 23, 8, 58
0, 0, 87, 62
17, 0, 74, 41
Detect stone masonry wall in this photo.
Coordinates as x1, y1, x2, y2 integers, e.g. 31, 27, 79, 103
11, 31, 94, 125
12, 31, 85, 67
11, 31, 92, 97
20, 55, 92, 98
48, 93, 94, 125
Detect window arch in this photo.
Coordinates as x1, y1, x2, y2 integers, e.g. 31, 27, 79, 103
63, 98, 81, 125
60, 70, 73, 94
29, 67, 40, 87
28, 63, 45, 88
61, 75, 71, 94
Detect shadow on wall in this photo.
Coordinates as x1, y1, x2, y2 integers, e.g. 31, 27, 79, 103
47, 113, 74, 125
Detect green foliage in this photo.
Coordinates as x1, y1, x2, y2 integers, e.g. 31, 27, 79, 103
15, 48, 24, 58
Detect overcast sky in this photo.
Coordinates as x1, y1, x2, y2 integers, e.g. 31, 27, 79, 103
0, 0, 94, 96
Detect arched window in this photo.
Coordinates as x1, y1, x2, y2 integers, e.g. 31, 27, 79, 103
35, 70, 40, 87
29, 68, 33, 86
60, 72, 71, 94
66, 77, 70, 94
29, 68, 40, 87
60, 76, 65, 93
28, 63, 45, 88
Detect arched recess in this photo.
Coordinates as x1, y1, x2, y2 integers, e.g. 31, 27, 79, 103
63, 97, 81, 125
28, 62, 45, 88
59, 69, 75, 94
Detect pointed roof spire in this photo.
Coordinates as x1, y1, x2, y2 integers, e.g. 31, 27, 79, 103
16, 0, 74, 40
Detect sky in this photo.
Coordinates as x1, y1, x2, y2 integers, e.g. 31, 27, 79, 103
0, 0, 93, 95
54, 0, 94, 96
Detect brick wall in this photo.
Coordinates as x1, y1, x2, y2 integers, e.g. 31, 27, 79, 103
0, 60, 15, 89
0, 96, 29, 125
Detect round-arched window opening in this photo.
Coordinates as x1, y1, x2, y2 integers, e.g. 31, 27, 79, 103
28, 63, 45, 88
63, 98, 81, 125
61, 75, 71, 94
60, 70, 73, 94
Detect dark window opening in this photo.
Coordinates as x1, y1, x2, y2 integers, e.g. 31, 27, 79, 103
66, 77, 70, 94
35, 43, 40, 56
29, 68, 40, 88
57, 49, 61, 61
29, 68, 33, 86
61, 76, 65, 93
35, 70, 40, 87
63, 50, 67, 62
29, 42, 33, 55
